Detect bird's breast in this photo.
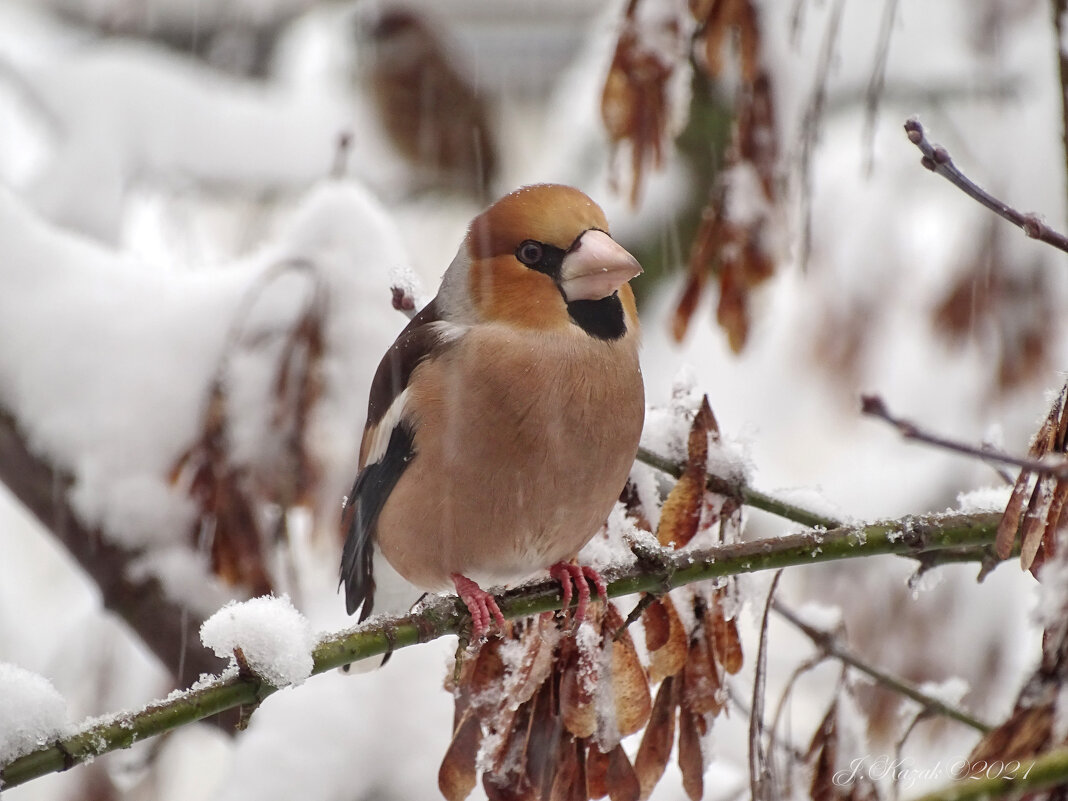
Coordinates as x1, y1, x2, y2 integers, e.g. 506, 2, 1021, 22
375, 324, 644, 590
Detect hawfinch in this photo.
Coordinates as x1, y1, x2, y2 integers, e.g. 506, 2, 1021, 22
339, 184, 645, 635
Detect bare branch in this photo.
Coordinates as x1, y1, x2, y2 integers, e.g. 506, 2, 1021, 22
903, 118, 1068, 253
796, 0, 847, 271
772, 602, 991, 733
1051, 0, 1068, 208
0, 408, 229, 701
862, 0, 900, 173
750, 570, 784, 801
861, 393, 1068, 478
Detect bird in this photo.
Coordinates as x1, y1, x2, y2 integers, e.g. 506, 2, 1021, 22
339, 183, 645, 637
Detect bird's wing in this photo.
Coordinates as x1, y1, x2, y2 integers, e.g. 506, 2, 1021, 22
339, 421, 415, 619
339, 300, 462, 619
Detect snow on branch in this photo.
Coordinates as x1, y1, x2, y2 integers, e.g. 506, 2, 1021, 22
0, 508, 1002, 790
0, 405, 229, 697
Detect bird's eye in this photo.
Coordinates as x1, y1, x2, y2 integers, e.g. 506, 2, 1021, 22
516, 240, 543, 266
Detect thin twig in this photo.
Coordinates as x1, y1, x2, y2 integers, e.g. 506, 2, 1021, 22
772, 602, 991, 733
861, 393, 1068, 478
767, 652, 829, 770
891, 710, 930, 801
1052, 0, 1068, 209
750, 570, 784, 801
635, 445, 843, 530
903, 118, 1068, 253
796, 0, 847, 272
862, 0, 900, 174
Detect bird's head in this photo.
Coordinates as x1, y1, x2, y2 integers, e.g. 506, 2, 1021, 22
440, 184, 642, 340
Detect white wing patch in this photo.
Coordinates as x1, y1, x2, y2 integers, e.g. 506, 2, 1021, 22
363, 386, 411, 467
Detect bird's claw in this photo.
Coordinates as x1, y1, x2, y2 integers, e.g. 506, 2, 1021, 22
549, 562, 607, 625
451, 573, 505, 638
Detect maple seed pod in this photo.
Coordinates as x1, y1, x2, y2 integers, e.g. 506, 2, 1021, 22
560, 640, 597, 739
644, 596, 688, 683
438, 713, 480, 801
605, 604, 653, 737
677, 708, 704, 801
634, 676, 678, 800
708, 592, 744, 675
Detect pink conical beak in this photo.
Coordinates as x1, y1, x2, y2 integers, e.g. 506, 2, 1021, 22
558, 230, 642, 302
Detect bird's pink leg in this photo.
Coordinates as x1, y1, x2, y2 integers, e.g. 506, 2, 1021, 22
450, 573, 505, 637
549, 563, 608, 623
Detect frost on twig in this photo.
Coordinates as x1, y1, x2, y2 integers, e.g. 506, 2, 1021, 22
903, 118, 1068, 254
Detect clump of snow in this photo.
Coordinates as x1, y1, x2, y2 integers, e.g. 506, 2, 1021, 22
1035, 556, 1068, 630
955, 485, 1013, 514
794, 602, 843, 631
907, 568, 945, 599
640, 366, 704, 461
0, 662, 69, 765
917, 676, 970, 708
579, 502, 641, 573
640, 365, 753, 488
388, 262, 428, 311
199, 595, 316, 688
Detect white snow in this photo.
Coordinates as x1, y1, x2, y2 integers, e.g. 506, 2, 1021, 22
916, 676, 970, 708
0, 663, 69, 765
955, 485, 1014, 514
199, 595, 315, 688
794, 601, 843, 631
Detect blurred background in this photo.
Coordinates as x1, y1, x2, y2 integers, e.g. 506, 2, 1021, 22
0, 0, 1065, 799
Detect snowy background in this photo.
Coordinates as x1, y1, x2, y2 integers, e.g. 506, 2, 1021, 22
0, 0, 1064, 799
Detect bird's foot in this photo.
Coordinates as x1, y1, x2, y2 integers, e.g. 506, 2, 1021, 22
549, 562, 607, 625
450, 573, 505, 638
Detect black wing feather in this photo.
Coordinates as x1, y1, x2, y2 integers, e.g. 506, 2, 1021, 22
339, 421, 416, 620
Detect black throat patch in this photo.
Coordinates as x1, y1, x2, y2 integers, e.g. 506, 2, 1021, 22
566, 293, 627, 341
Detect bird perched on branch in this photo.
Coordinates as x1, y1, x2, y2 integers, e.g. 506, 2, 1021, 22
339, 183, 645, 636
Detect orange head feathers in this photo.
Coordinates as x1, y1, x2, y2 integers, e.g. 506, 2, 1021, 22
439, 184, 642, 338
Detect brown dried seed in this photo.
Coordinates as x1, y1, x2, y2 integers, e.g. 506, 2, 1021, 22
439, 712, 481, 801
677, 709, 704, 801
605, 743, 641, 801
606, 604, 653, 737
708, 592, 743, 675
681, 634, 723, 717
587, 744, 610, 799
634, 676, 678, 800
646, 596, 688, 683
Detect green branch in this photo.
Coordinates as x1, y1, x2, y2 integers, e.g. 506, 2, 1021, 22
1, 510, 1002, 790
635, 445, 844, 529
908, 747, 1068, 801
